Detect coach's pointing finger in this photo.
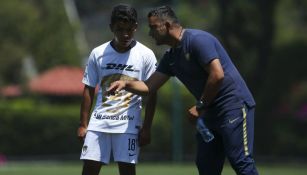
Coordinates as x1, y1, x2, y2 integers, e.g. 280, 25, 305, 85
107, 81, 126, 94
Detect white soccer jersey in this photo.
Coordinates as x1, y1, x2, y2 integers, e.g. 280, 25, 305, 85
82, 41, 157, 134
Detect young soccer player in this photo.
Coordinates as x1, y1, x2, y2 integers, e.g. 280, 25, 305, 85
77, 4, 157, 175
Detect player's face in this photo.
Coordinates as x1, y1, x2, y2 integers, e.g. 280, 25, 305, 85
110, 21, 137, 49
148, 16, 168, 45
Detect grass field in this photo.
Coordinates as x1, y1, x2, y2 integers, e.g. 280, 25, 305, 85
0, 161, 307, 175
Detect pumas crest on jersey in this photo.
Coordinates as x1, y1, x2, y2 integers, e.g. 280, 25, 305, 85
82, 145, 88, 155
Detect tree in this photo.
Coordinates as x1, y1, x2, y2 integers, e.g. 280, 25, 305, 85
0, 0, 80, 85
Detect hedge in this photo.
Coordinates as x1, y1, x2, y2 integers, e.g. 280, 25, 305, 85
0, 99, 81, 156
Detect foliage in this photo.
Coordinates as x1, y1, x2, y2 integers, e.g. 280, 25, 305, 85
0, 0, 38, 85
275, 0, 307, 44
0, 0, 80, 85
29, 0, 81, 71
255, 40, 307, 155
271, 117, 307, 157
0, 99, 80, 156
142, 80, 197, 158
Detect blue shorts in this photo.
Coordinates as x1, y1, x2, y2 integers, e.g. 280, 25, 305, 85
196, 105, 258, 175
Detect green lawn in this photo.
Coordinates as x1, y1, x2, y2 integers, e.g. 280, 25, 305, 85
0, 161, 306, 175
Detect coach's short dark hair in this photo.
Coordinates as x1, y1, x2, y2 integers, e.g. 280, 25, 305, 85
111, 4, 137, 25
147, 5, 179, 24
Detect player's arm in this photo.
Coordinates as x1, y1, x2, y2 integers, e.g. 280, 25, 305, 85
139, 91, 157, 147
108, 71, 169, 96
78, 85, 95, 142
188, 58, 224, 122
136, 72, 168, 146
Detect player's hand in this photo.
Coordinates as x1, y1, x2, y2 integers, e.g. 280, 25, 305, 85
106, 80, 126, 95
77, 126, 87, 143
138, 127, 151, 147
187, 106, 200, 125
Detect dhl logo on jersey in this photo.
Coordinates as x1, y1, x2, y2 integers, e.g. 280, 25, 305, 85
104, 63, 140, 72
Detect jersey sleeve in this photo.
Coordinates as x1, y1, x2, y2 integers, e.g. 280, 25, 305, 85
191, 35, 219, 65
82, 50, 99, 87
156, 51, 174, 76
143, 50, 158, 81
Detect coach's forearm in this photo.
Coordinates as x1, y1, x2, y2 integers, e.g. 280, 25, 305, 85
125, 80, 150, 96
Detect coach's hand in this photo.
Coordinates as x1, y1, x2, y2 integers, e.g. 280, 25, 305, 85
138, 127, 151, 147
106, 80, 126, 95
77, 126, 87, 143
187, 106, 200, 125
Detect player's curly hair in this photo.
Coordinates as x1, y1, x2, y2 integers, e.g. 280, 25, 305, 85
111, 4, 137, 25
147, 5, 179, 24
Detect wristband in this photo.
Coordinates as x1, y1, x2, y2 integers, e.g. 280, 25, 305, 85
195, 99, 208, 110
